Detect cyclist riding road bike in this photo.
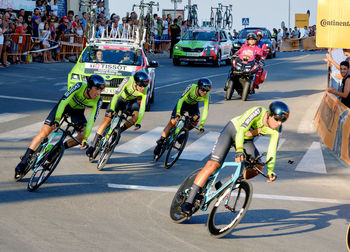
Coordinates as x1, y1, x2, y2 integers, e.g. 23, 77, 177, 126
153, 78, 212, 158
86, 71, 149, 157
14, 75, 105, 179
181, 101, 290, 216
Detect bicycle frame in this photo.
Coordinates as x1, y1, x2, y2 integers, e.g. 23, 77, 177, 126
200, 161, 244, 211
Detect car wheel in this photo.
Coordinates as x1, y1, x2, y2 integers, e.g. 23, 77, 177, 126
214, 51, 221, 67
173, 58, 181, 66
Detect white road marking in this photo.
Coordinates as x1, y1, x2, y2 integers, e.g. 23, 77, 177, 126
115, 127, 163, 154
107, 183, 350, 204
180, 131, 220, 161
0, 121, 44, 141
54, 82, 68, 86
297, 93, 323, 134
0, 113, 29, 123
0, 95, 56, 103
295, 141, 327, 174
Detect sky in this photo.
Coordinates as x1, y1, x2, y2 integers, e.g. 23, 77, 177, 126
108, 0, 318, 31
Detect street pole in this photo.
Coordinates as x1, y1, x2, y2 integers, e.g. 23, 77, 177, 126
288, 0, 290, 29
174, 0, 177, 20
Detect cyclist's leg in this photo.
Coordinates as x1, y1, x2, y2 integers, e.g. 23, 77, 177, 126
154, 104, 178, 156
187, 103, 200, 131
120, 100, 139, 132
182, 121, 236, 215
64, 109, 87, 148
15, 103, 59, 177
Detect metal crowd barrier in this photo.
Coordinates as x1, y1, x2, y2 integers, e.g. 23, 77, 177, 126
6, 34, 32, 62
57, 34, 85, 61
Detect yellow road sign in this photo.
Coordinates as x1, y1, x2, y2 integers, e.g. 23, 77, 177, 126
295, 14, 309, 28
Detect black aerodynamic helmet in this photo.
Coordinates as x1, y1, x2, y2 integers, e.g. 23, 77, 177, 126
197, 78, 212, 91
246, 33, 257, 40
134, 71, 150, 87
87, 74, 105, 89
269, 101, 290, 122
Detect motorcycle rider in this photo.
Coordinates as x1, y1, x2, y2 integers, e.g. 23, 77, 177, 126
254, 30, 268, 58
235, 33, 264, 62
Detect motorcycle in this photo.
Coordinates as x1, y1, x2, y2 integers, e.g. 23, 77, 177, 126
224, 54, 267, 101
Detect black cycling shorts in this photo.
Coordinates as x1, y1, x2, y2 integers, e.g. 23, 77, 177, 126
106, 97, 139, 117
170, 102, 200, 119
44, 102, 87, 129
210, 121, 259, 164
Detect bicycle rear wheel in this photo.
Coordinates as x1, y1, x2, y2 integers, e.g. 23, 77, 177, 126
27, 145, 64, 192
207, 179, 252, 238
97, 129, 121, 170
170, 168, 202, 223
164, 130, 188, 169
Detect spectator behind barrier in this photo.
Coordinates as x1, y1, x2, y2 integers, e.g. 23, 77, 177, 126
325, 49, 350, 91
327, 61, 350, 108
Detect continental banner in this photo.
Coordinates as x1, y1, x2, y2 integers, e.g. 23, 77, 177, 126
314, 92, 350, 164
316, 0, 350, 48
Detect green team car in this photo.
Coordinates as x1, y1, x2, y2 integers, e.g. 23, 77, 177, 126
67, 38, 159, 110
172, 27, 233, 67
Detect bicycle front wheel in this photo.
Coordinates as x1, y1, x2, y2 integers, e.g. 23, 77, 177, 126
207, 179, 253, 238
170, 168, 202, 223
164, 129, 188, 169
27, 145, 64, 192
97, 129, 121, 170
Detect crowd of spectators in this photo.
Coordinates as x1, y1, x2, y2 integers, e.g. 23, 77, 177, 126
0, 0, 88, 67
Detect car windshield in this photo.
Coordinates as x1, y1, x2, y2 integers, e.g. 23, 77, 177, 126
182, 31, 218, 41
80, 47, 143, 66
238, 29, 271, 39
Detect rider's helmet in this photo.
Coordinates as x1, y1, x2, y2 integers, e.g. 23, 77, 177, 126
87, 74, 106, 89
246, 33, 257, 41
134, 71, 150, 87
197, 78, 212, 91
269, 101, 290, 122
254, 30, 263, 38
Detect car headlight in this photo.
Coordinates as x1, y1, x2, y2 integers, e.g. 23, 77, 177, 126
233, 43, 241, 47
71, 74, 80, 81
81, 75, 88, 82
174, 45, 180, 50
208, 46, 216, 51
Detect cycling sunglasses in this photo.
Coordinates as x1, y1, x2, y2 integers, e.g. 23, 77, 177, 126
97, 84, 106, 90
199, 87, 211, 92
136, 82, 148, 87
273, 114, 288, 123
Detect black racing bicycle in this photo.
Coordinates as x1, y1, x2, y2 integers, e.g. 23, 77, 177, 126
90, 109, 134, 170
25, 116, 83, 192
170, 152, 272, 238
154, 114, 199, 169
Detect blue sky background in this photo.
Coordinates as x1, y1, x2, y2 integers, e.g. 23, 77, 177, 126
109, 0, 318, 31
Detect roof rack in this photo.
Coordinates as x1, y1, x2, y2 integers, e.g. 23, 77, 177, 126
87, 25, 146, 48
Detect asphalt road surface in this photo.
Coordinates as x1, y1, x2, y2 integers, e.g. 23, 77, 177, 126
0, 51, 349, 252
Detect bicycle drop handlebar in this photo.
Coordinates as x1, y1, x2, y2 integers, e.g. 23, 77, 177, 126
243, 152, 273, 178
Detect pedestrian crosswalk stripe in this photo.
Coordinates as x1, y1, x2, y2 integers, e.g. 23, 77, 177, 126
295, 141, 327, 174
179, 131, 220, 161
0, 113, 29, 123
0, 121, 43, 142
115, 127, 163, 154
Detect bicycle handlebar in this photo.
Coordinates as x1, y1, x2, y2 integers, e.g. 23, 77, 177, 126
243, 152, 273, 178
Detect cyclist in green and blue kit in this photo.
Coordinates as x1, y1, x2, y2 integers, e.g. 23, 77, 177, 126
181, 101, 290, 216
15, 75, 105, 180
153, 78, 212, 158
86, 71, 149, 158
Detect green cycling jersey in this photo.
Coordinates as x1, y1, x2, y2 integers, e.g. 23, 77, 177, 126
176, 84, 210, 128
109, 76, 148, 125
231, 106, 281, 175
55, 82, 102, 140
